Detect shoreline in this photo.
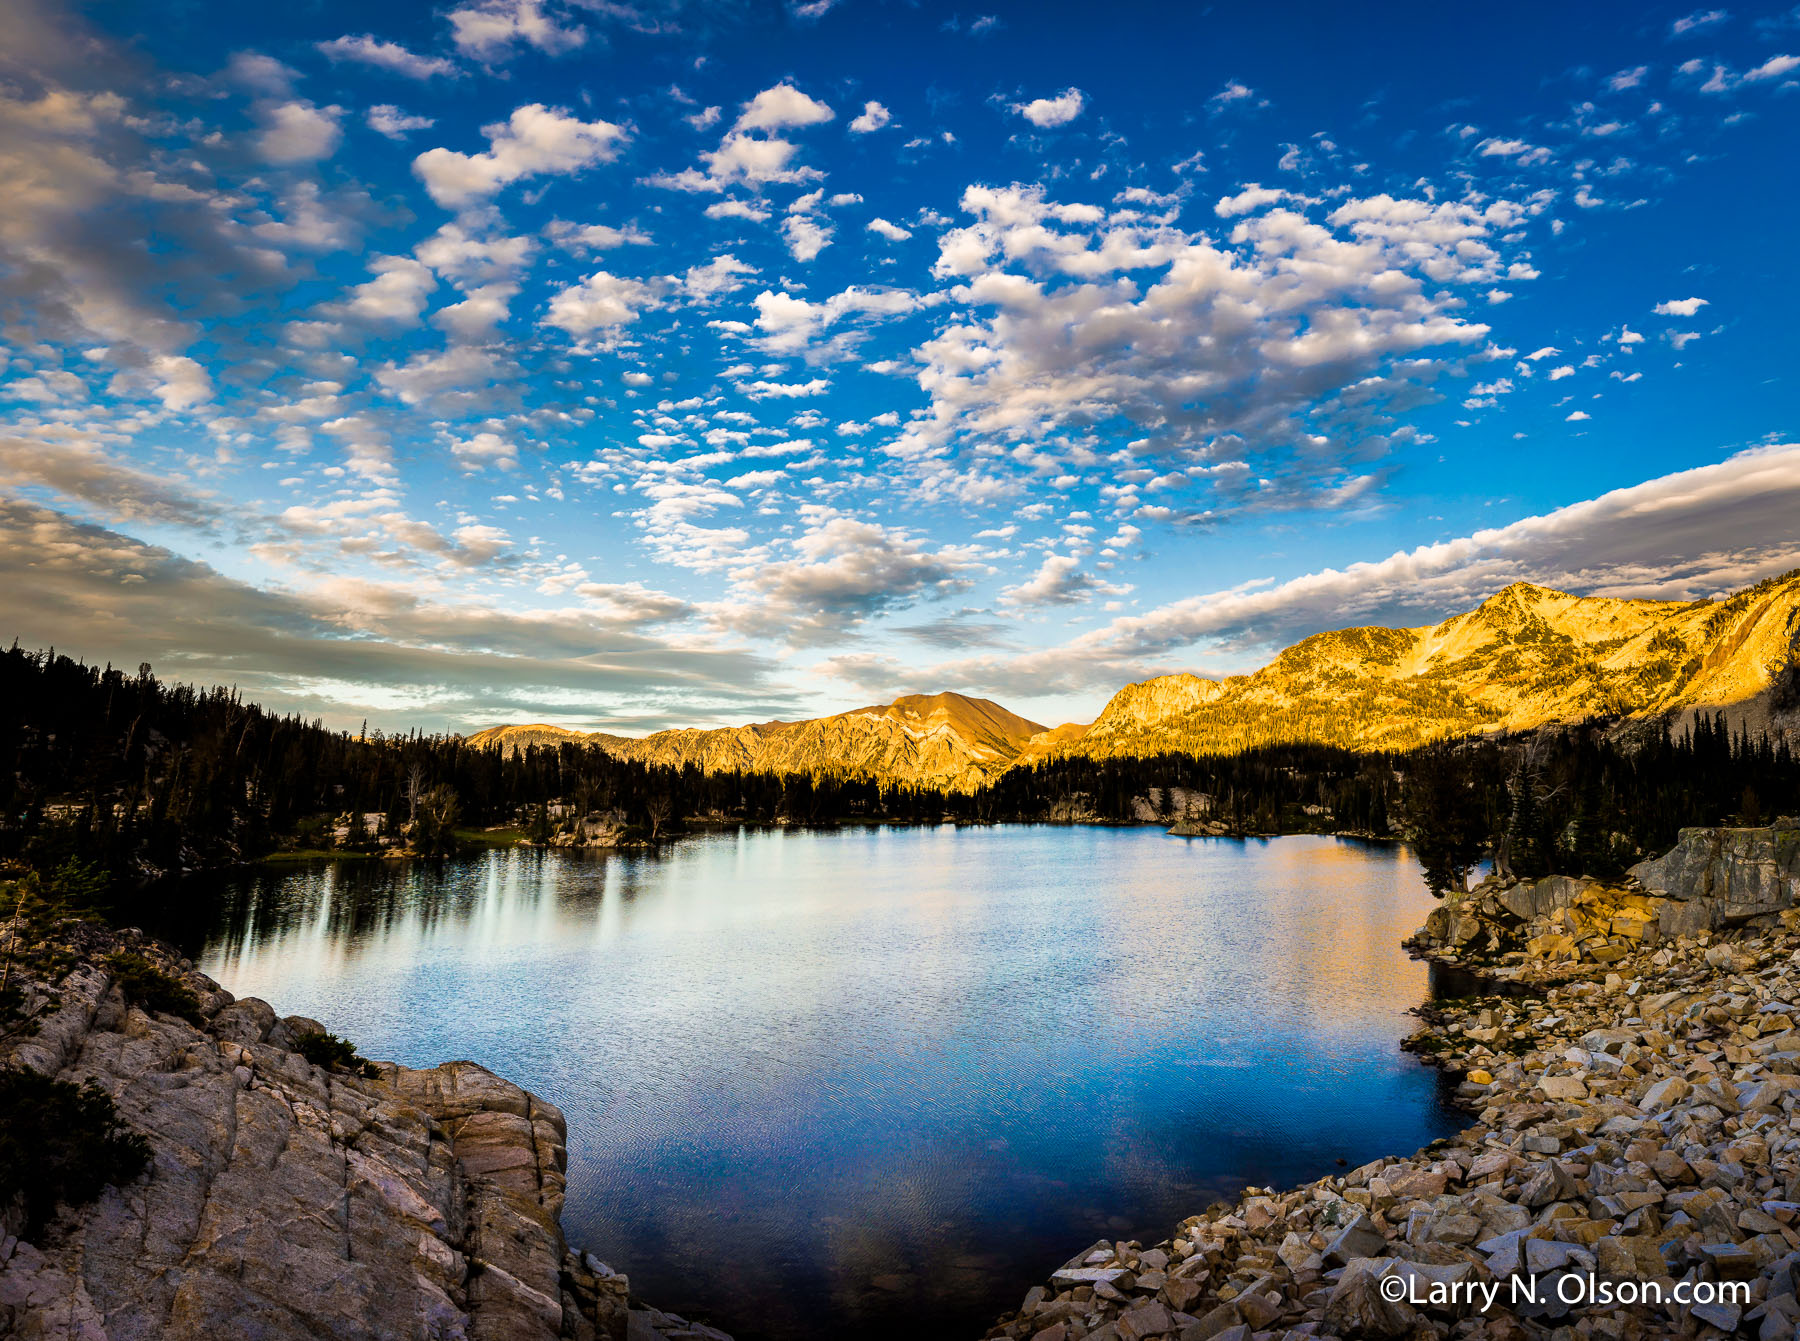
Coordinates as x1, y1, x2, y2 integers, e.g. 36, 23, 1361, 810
0, 920, 733, 1341
979, 822, 1800, 1340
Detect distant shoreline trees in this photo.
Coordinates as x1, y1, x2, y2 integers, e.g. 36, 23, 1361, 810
1, 645, 1795, 912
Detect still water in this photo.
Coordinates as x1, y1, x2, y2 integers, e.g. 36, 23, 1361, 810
186, 825, 1459, 1341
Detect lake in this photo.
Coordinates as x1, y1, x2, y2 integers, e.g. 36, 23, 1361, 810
183, 825, 1459, 1341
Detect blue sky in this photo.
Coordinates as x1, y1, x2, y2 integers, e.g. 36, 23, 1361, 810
2, 0, 1797, 733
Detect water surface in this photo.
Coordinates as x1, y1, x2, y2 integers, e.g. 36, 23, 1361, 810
188, 826, 1457, 1341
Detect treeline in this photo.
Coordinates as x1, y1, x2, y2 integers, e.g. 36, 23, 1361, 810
2, 646, 1797, 907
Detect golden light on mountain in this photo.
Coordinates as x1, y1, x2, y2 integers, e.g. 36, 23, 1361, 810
471, 572, 1800, 786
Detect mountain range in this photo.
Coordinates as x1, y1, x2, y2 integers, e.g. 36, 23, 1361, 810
471, 571, 1800, 789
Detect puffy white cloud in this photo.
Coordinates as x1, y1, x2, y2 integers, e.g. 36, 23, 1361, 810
257, 100, 343, 163
1214, 184, 1295, 217
849, 100, 892, 133
1566, 410, 1591, 420
715, 509, 978, 644
149, 354, 213, 411
1607, 66, 1649, 91
368, 105, 435, 139
317, 34, 457, 78
447, 0, 585, 61
733, 83, 834, 133
1654, 296, 1709, 316
899, 183, 1535, 511
680, 254, 756, 300
867, 217, 912, 241
1013, 87, 1085, 127
340, 254, 439, 326
448, 431, 518, 470
413, 104, 626, 207
782, 212, 833, 261
999, 553, 1126, 608
704, 199, 771, 221
543, 270, 660, 338
545, 219, 652, 252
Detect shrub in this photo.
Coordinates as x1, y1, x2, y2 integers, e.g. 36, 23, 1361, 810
105, 952, 202, 1025
294, 1029, 380, 1079
0, 1065, 152, 1236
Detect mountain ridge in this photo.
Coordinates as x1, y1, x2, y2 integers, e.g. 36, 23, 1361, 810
469, 572, 1800, 786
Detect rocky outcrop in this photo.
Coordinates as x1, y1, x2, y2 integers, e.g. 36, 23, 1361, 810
1631, 821, 1800, 926
0, 925, 728, 1341
981, 836, 1800, 1341
1065, 571, 1800, 761
1410, 821, 1800, 972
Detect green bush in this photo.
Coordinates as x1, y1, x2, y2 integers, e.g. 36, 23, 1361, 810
0, 1065, 152, 1236
295, 1029, 380, 1079
105, 952, 202, 1025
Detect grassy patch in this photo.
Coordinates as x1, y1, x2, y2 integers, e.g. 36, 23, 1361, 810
294, 1029, 380, 1079
257, 849, 376, 864
106, 952, 202, 1024
453, 827, 526, 849
0, 1065, 152, 1236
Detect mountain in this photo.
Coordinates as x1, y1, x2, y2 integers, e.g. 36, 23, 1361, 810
467, 691, 1058, 790
1069, 570, 1800, 759
470, 571, 1799, 783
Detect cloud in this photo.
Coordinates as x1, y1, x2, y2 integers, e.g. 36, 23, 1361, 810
1607, 66, 1649, 91
413, 103, 626, 207
999, 553, 1126, 608
1654, 296, 1709, 317
543, 269, 661, 339
1208, 80, 1255, 109
867, 217, 912, 241
0, 499, 780, 733
368, 105, 435, 139
679, 253, 756, 300
911, 443, 1800, 696
733, 83, 834, 133
902, 184, 1538, 514
715, 509, 978, 645
257, 100, 344, 163
545, 219, 652, 252
446, 0, 585, 62
448, 431, 518, 470
1565, 410, 1591, 421
1745, 53, 1800, 81
316, 34, 458, 79
337, 254, 438, 326
1671, 8, 1729, 35
1477, 137, 1552, 166
849, 100, 891, 133
1013, 88, 1085, 128
782, 212, 833, 261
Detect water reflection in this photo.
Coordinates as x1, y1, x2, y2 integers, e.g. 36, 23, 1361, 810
189, 827, 1459, 1341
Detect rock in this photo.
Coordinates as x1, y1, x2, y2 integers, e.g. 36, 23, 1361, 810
1117, 1301, 1174, 1340
1322, 1264, 1420, 1339
0, 923, 721, 1341
1641, 1076, 1692, 1110
1322, 1213, 1386, 1265
1538, 1074, 1587, 1101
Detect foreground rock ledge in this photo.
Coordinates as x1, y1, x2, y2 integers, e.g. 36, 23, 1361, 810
981, 821, 1800, 1341
0, 924, 730, 1341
